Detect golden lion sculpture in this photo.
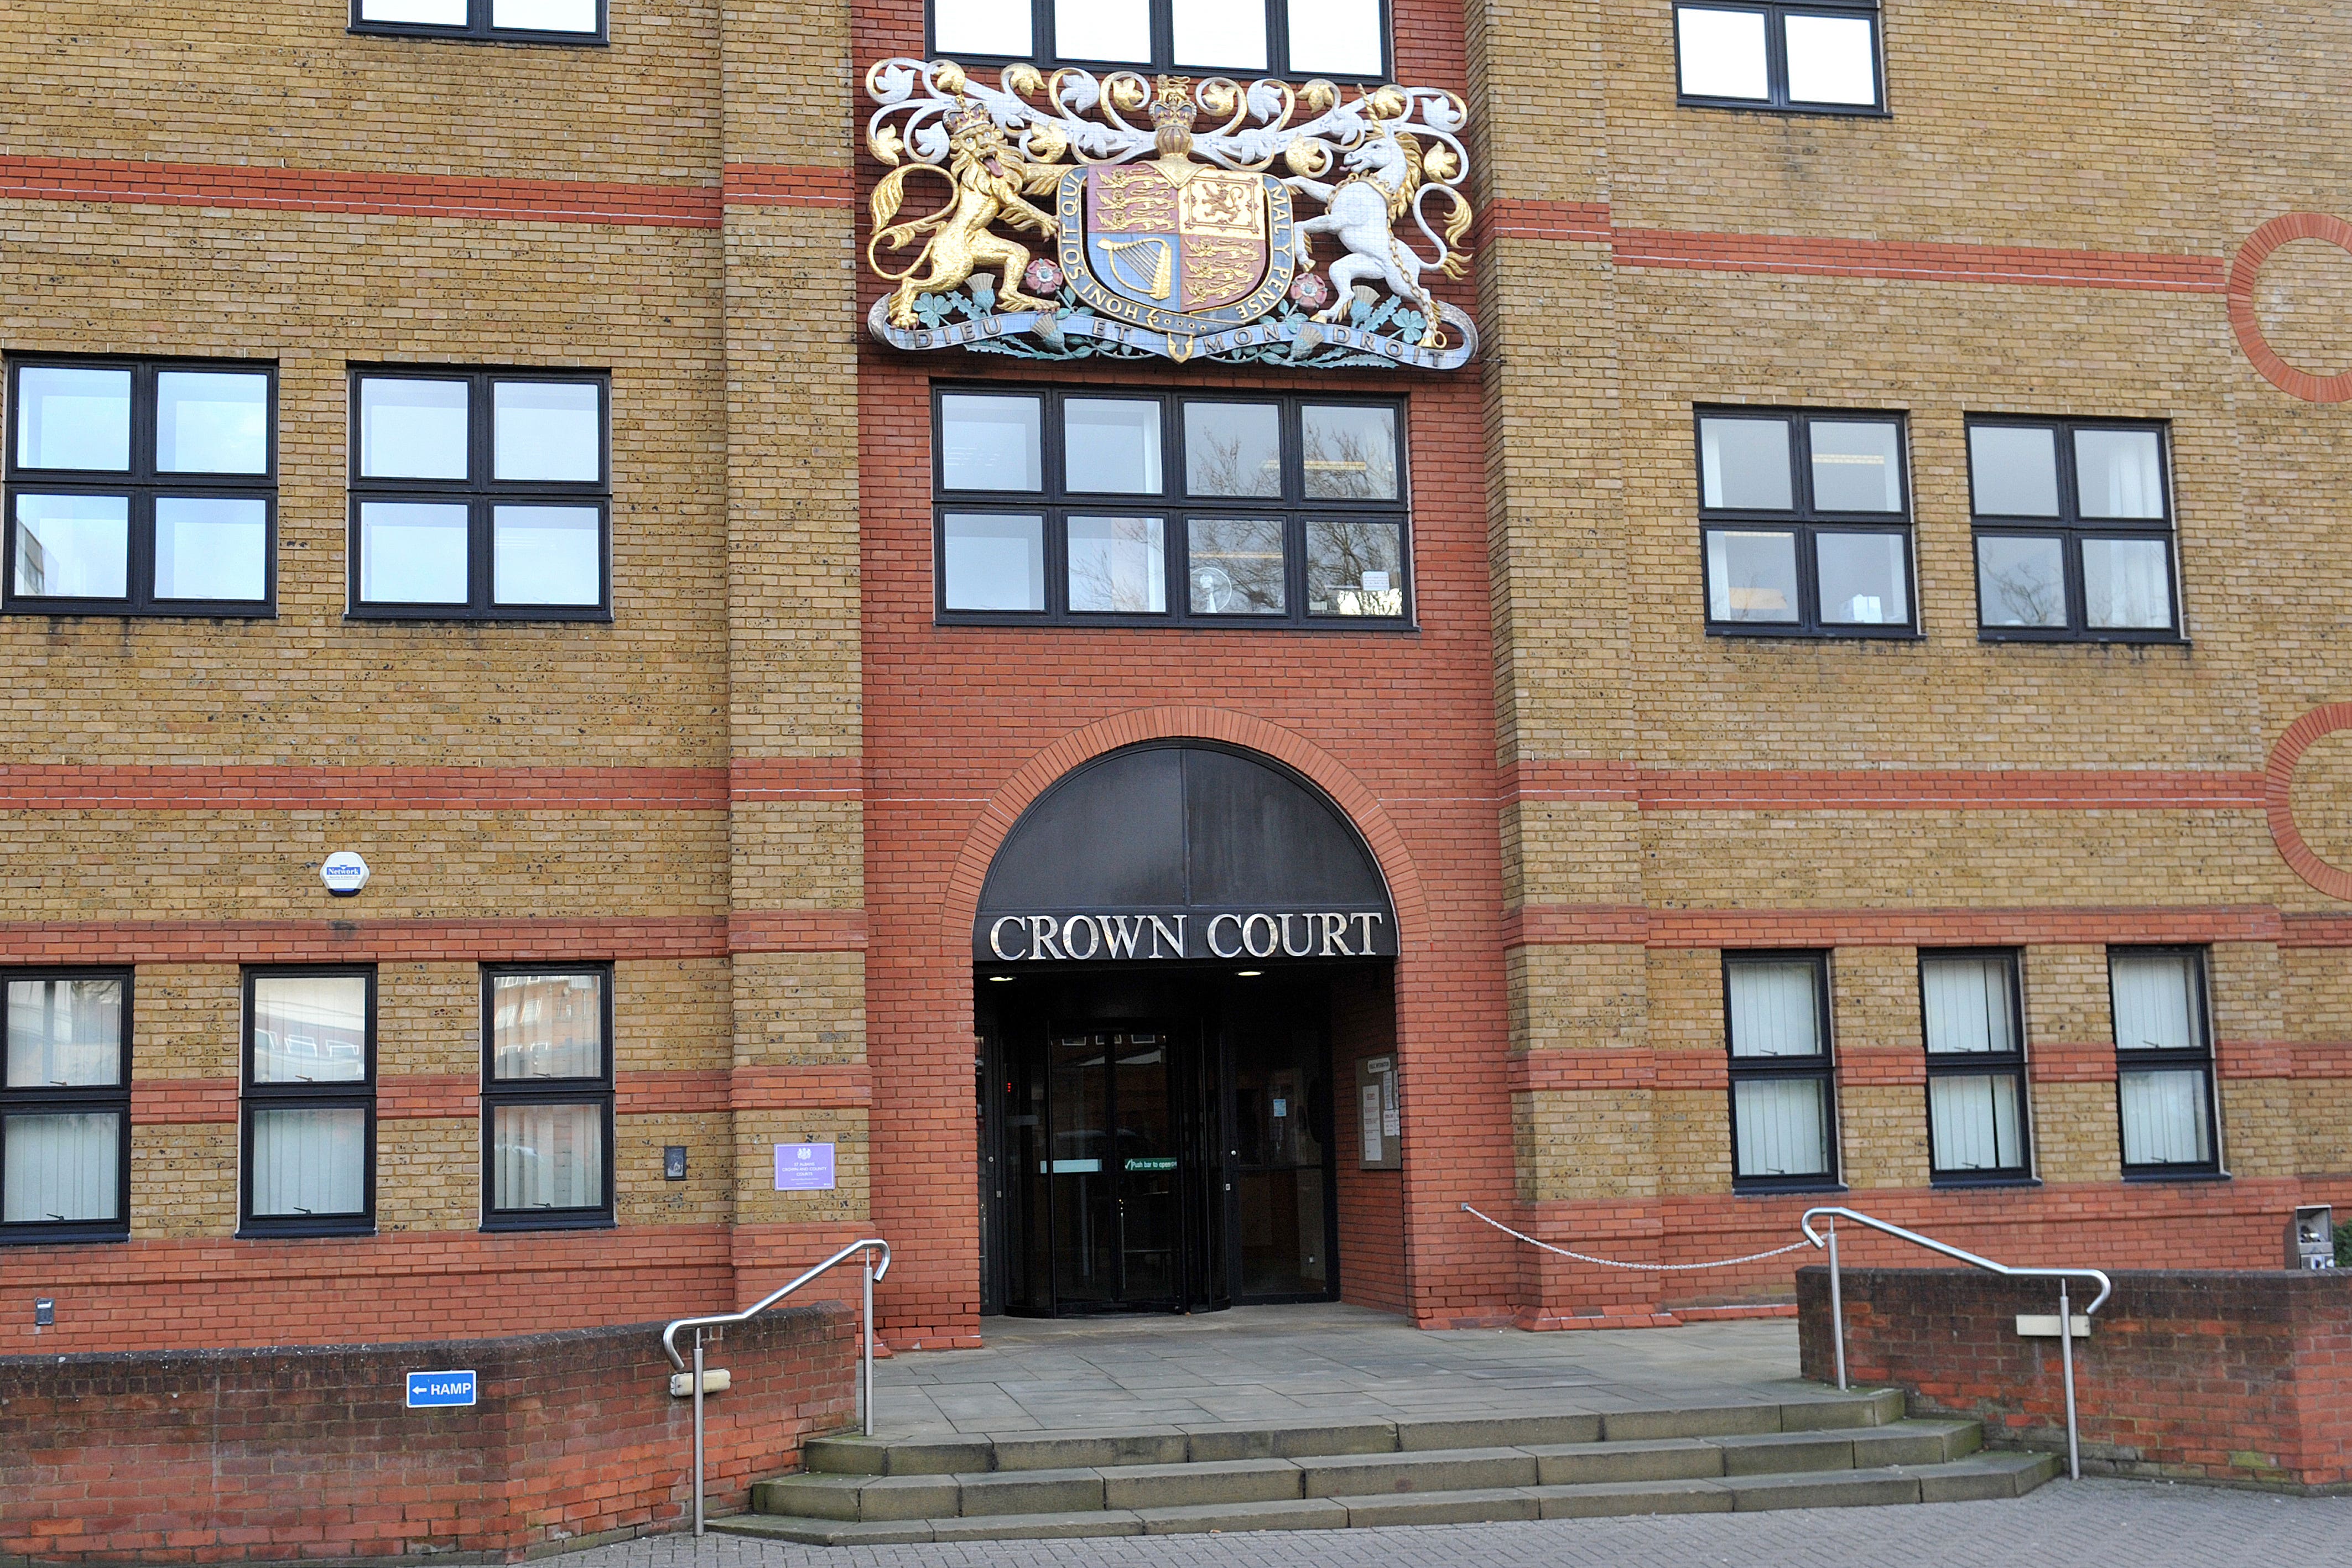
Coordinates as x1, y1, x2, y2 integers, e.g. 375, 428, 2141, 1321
870, 88, 1068, 330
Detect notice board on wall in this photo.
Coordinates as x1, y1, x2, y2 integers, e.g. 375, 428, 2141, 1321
1355, 1056, 1401, 1169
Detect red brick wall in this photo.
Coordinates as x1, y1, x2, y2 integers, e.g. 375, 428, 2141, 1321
1796, 1265, 2352, 1491
0, 1303, 855, 1562
852, 0, 1516, 1341
1333, 966, 1407, 1314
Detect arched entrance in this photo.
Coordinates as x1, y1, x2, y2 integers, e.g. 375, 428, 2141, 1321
972, 740, 1398, 1316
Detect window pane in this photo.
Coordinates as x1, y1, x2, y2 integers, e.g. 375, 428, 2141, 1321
1815, 532, 1908, 626
156, 372, 269, 475
493, 382, 601, 482
2, 1112, 120, 1223
942, 512, 1045, 610
1065, 400, 1163, 494
360, 0, 468, 20
2073, 429, 2164, 519
358, 501, 470, 604
1066, 514, 1167, 613
15, 367, 131, 471
1732, 1078, 1830, 1179
1287, 0, 1384, 76
1922, 957, 2016, 1055
5, 979, 124, 1087
1783, 13, 1878, 105
1727, 961, 1822, 1058
493, 505, 601, 606
1968, 426, 2060, 516
2111, 952, 2199, 1051
2082, 537, 2172, 629
1808, 421, 1902, 512
1699, 417, 1792, 509
1677, 7, 1770, 100
13, 494, 128, 598
1185, 403, 1283, 498
359, 379, 470, 480
1188, 517, 1287, 613
940, 394, 1042, 491
491, 972, 605, 1080
1302, 405, 1398, 500
1305, 518, 1403, 616
154, 497, 268, 601
1058, 0, 1152, 62
1929, 1075, 2022, 1174
252, 975, 370, 1085
492, 0, 599, 30
934, 0, 1032, 56
493, 1102, 605, 1211
249, 1106, 367, 1218
2119, 1069, 2211, 1166
1975, 534, 2067, 627
1173, 0, 1268, 70
1705, 528, 1798, 622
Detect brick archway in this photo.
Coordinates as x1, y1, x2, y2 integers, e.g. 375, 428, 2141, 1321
2266, 703, 2352, 900
944, 705, 1432, 958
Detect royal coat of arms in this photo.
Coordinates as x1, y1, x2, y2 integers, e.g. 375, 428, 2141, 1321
862, 61, 1476, 370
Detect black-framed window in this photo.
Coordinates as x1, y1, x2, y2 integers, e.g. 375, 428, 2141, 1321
240, 968, 376, 1238
1724, 952, 1839, 1191
1697, 407, 1913, 637
935, 386, 1411, 628
348, 368, 610, 621
1, 971, 132, 1244
1919, 950, 2031, 1184
481, 967, 615, 1230
928, 0, 1388, 81
4, 356, 276, 617
2109, 948, 2221, 1178
1969, 418, 2179, 643
1675, 2, 1885, 114
351, 0, 605, 44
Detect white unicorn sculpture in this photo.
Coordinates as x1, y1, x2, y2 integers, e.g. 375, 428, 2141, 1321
1284, 118, 1472, 348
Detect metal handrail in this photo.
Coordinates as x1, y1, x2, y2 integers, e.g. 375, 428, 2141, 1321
1801, 1207, 2110, 1481
660, 1237, 891, 1536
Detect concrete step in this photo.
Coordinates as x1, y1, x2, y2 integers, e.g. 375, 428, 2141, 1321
799, 1388, 1905, 1477
716, 1450, 2062, 1544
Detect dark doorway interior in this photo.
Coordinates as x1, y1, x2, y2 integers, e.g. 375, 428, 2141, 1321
978, 966, 1356, 1316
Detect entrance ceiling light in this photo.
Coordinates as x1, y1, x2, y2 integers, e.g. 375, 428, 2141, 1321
1235, 970, 1263, 977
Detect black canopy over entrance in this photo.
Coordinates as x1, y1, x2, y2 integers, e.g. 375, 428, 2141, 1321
975, 741, 1396, 965
976, 742, 1396, 1317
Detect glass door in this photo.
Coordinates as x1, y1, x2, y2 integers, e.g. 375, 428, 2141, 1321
1044, 1028, 1183, 1310
1227, 1024, 1337, 1301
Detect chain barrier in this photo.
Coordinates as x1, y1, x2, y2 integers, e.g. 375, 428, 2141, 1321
1460, 1202, 1813, 1273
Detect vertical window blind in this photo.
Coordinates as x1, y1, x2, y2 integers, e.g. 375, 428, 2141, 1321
1725, 955, 1836, 1186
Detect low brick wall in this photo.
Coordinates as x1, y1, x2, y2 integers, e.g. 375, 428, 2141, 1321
1797, 1265, 2352, 1491
1, 1303, 856, 1564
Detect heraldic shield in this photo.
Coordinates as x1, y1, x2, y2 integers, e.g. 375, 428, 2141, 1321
1058, 163, 1297, 329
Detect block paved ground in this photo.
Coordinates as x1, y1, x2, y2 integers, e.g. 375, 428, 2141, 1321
589, 1481, 2352, 1568
875, 1305, 1807, 1436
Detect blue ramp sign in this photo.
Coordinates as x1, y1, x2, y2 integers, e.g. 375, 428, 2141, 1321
405, 1369, 478, 1408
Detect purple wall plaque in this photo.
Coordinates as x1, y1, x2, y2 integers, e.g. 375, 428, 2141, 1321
774, 1142, 837, 1191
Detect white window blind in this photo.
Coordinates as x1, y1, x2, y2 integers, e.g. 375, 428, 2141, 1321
1732, 1079, 1829, 1178
1, 1112, 119, 1222
5, 977, 123, 1085
492, 1102, 604, 1211
249, 1106, 367, 1218
1922, 957, 2013, 1054
2119, 1070, 2211, 1166
2111, 952, 2197, 1051
1728, 961, 1822, 1056
1928, 1075, 2021, 1173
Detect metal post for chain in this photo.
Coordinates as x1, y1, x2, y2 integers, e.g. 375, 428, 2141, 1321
691, 1329, 706, 1536
1825, 1217, 1848, 1391
2058, 1279, 2080, 1481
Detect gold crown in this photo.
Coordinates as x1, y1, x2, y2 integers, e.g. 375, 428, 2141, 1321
941, 97, 994, 136
1149, 77, 1198, 132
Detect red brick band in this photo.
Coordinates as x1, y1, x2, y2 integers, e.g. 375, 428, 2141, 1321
2226, 213, 2352, 403
0, 759, 869, 811
733, 1066, 874, 1110
0, 155, 727, 227
1510, 903, 2288, 950
1480, 197, 2225, 292
0, 914, 867, 963
128, 1066, 859, 1123
1509, 760, 2266, 811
